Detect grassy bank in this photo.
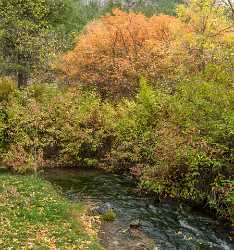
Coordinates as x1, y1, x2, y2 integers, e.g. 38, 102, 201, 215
0, 172, 102, 249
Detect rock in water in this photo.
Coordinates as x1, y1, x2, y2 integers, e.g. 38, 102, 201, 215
90, 202, 114, 215
130, 219, 141, 229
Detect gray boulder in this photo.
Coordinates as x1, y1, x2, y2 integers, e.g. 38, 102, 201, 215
90, 202, 114, 215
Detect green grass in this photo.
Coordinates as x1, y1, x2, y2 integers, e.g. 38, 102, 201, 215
101, 209, 117, 222
0, 173, 102, 249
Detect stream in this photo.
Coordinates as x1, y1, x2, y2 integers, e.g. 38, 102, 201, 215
43, 168, 233, 250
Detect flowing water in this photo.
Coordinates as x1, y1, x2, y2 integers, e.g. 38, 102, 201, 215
43, 168, 233, 250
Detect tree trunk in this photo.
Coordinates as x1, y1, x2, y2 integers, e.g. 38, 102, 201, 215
17, 53, 28, 88
17, 70, 28, 88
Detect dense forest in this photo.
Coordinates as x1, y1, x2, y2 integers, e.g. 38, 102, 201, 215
0, 0, 233, 249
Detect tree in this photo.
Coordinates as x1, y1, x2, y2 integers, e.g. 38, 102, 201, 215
0, 0, 73, 87
58, 9, 188, 98
220, 0, 234, 18
177, 0, 234, 76
123, 0, 184, 16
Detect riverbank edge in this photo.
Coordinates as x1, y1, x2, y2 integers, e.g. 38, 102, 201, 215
0, 170, 103, 249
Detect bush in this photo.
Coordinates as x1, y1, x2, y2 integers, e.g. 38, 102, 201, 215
2, 84, 114, 172
154, 81, 233, 221
176, 0, 234, 79
101, 209, 117, 222
0, 77, 16, 154
0, 109, 7, 152
0, 77, 16, 102
102, 77, 234, 223
58, 9, 188, 98
104, 77, 161, 170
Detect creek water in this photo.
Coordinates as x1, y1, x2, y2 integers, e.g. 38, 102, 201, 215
43, 168, 233, 250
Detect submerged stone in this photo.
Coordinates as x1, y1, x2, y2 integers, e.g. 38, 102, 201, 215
90, 202, 114, 215
130, 219, 141, 228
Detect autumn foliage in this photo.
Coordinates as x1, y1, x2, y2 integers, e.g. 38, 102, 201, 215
58, 9, 188, 98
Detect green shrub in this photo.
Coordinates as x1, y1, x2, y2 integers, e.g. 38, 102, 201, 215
0, 77, 13, 154
105, 77, 233, 223
0, 109, 7, 152
105, 78, 161, 171
101, 209, 117, 222
139, 79, 234, 222
3, 84, 113, 172
0, 77, 16, 102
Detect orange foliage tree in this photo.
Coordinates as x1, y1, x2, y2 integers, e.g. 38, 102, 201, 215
58, 9, 189, 98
